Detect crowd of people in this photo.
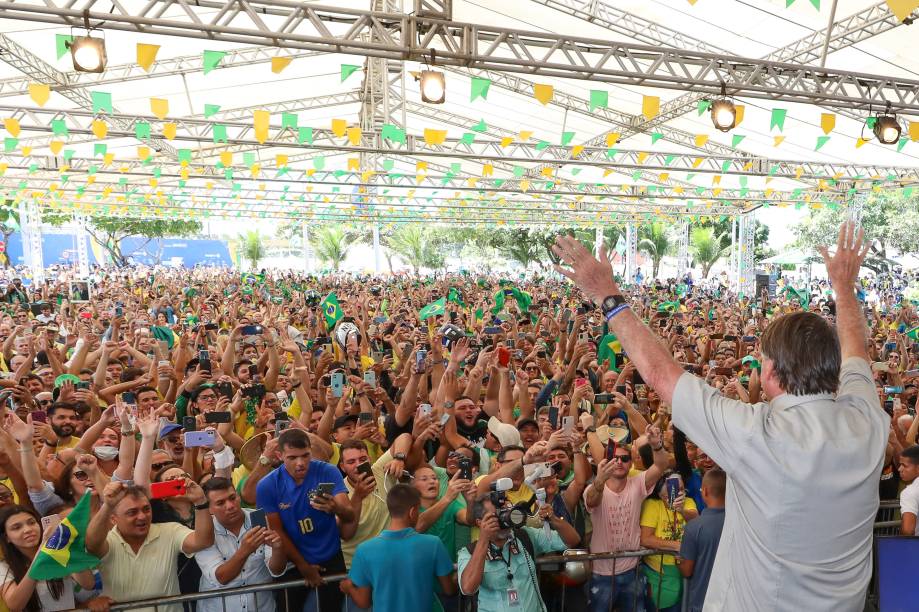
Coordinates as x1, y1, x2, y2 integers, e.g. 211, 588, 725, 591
0, 224, 907, 612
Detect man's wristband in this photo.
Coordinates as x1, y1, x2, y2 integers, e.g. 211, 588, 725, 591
652, 444, 665, 452
194, 501, 211, 511
604, 304, 630, 321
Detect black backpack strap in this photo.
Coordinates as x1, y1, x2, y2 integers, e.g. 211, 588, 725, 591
515, 528, 536, 562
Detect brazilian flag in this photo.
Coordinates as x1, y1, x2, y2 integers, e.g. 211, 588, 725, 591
447, 287, 466, 308
596, 334, 621, 371
419, 297, 446, 321
906, 326, 919, 341
321, 292, 343, 329
28, 492, 99, 580
491, 286, 532, 315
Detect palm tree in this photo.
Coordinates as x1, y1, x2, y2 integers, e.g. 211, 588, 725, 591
638, 222, 672, 279
690, 227, 730, 278
239, 230, 265, 269
386, 226, 427, 273
312, 226, 352, 270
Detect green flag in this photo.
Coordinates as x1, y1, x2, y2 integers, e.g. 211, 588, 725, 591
321, 292, 343, 329
596, 334, 621, 370
782, 286, 809, 307
28, 492, 99, 580
419, 297, 446, 321
907, 326, 919, 341
491, 287, 532, 315
447, 287, 466, 308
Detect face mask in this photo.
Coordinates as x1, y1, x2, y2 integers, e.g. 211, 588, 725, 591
93, 446, 119, 461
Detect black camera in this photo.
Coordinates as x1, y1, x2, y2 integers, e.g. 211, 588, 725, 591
304, 291, 320, 306
457, 456, 473, 480
495, 502, 529, 530
369, 285, 382, 296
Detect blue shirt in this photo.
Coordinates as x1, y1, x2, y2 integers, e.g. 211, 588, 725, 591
255, 460, 347, 564
349, 528, 453, 612
679, 507, 725, 612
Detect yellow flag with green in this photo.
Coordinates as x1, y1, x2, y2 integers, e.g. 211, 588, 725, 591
28, 492, 99, 580
321, 292, 343, 329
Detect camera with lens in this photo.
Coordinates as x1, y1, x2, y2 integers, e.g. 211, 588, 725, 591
304, 291, 320, 306
369, 285, 382, 296
489, 478, 529, 530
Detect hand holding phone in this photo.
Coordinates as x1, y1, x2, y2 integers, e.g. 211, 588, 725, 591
151, 480, 187, 499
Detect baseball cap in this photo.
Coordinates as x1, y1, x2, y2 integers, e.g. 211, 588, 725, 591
487, 416, 522, 448
159, 422, 183, 440
333, 414, 358, 430
516, 417, 539, 431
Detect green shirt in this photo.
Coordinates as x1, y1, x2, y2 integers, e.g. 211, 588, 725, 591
420, 496, 465, 563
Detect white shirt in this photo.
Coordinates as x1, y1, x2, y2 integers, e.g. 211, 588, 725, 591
899, 480, 919, 534
196, 509, 285, 612
0, 560, 76, 611
673, 357, 888, 612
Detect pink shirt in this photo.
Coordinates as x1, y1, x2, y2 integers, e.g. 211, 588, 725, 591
584, 470, 652, 575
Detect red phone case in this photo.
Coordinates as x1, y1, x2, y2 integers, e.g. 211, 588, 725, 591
497, 347, 510, 367
151, 480, 187, 499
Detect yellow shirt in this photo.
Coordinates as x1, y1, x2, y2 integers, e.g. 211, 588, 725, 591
101, 522, 192, 612
340, 451, 395, 567
639, 496, 698, 572
56, 436, 81, 451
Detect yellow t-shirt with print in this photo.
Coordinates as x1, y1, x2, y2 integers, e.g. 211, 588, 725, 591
640, 496, 698, 572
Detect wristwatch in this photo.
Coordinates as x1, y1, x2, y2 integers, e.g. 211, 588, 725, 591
259, 455, 271, 466
194, 501, 210, 511
443, 401, 455, 409
393, 452, 406, 461
600, 294, 629, 321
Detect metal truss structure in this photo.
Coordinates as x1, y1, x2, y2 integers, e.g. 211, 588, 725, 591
1, 2, 919, 113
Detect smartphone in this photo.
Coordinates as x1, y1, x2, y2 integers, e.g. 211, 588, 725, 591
884, 386, 904, 394
883, 399, 894, 415
594, 393, 614, 404
359, 411, 373, 424
419, 403, 432, 417
198, 350, 211, 373
75, 381, 91, 391
606, 440, 617, 462
249, 508, 268, 528
217, 381, 234, 400
121, 392, 136, 405
242, 383, 266, 399
184, 430, 216, 447
742, 336, 756, 343
363, 371, 376, 388
183, 416, 197, 432
714, 367, 734, 376
905, 369, 919, 377
151, 480, 187, 499
31, 410, 47, 423
561, 416, 574, 431
316, 482, 335, 497
885, 342, 897, 352
370, 351, 384, 363
548, 406, 559, 429
458, 456, 474, 480
330, 372, 344, 398
241, 325, 263, 336
615, 385, 626, 395
415, 350, 428, 369
41, 513, 60, 532
248, 364, 260, 381
497, 346, 510, 367
505, 339, 515, 349
483, 326, 502, 335
274, 418, 290, 435
724, 335, 737, 342
356, 462, 374, 479
204, 411, 231, 424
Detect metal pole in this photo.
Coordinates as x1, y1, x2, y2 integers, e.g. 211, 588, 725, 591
625, 223, 637, 285
302, 223, 312, 273
594, 226, 602, 259
819, 0, 840, 68
372, 223, 381, 273
75, 215, 90, 278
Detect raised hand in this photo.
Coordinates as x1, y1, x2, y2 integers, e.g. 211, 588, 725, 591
817, 221, 870, 289
552, 234, 620, 304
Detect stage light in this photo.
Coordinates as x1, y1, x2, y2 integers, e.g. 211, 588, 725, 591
419, 70, 445, 104
70, 35, 106, 73
710, 98, 736, 132
873, 113, 901, 145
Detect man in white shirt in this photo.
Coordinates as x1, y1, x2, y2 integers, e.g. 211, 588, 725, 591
197, 477, 288, 612
553, 221, 888, 612
897, 445, 919, 535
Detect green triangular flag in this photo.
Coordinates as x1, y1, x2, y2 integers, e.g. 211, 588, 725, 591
470, 77, 491, 101
51, 119, 68, 137
381, 123, 406, 144
28, 493, 100, 580
589, 90, 608, 111
898, 138, 908, 152
731, 134, 746, 147
55, 34, 73, 60
298, 127, 314, 145
651, 133, 664, 145
419, 297, 447, 320
204, 104, 220, 118
809, 0, 820, 8
561, 131, 575, 146
697, 100, 711, 115
471, 119, 488, 133
341, 64, 361, 82
202, 50, 227, 75
212, 124, 227, 143
447, 287, 466, 307
770, 108, 787, 132
90, 91, 112, 114
815, 136, 830, 151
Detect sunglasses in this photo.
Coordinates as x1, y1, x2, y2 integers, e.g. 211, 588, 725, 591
151, 462, 172, 471
610, 455, 632, 463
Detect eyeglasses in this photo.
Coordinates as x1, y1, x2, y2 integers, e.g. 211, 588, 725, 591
73, 470, 90, 481
610, 455, 632, 463
151, 461, 172, 471
0, 491, 12, 501
37, 399, 53, 406
197, 394, 218, 401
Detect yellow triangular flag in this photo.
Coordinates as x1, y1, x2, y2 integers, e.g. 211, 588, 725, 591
150, 98, 169, 120
795, 166, 804, 180
694, 134, 709, 147
423, 129, 447, 146
137, 43, 160, 72
416, 161, 428, 172
637, 152, 649, 164
103, 153, 114, 166
220, 151, 232, 167
500, 137, 513, 148
28, 83, 50, 107
855, 137, 869, 148
49, 140, 63, 155
346, 126, 362, 146
331, 119, 347, 138
541, 167, 554, 178
742, 161, 753, 171
734, 105, 745, 127
773, 135, 785, 147
137, 146, 150, 159
253, 110, 269, 144
163, 123, 177, 140
886, 0, 919, 22
271, 56, 292, 74
3, 118, 20, 138
21, 146, 31, 157
692, 157, 703, 168
606, 132, 620, 147
571, 145, 584, 157
276, 154, 288, 167
820, 113, 836, 135
518, 131, 533, 142
482, 164, 494, 177
533, 84, 554, 105
909, 121, 919, 142
91, 120, 107, 139
642, 96, 660, 120
347, 158, 360, 171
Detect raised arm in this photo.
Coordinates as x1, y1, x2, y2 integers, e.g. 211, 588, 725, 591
552, 236, 684, 407
817, 222, 871, 363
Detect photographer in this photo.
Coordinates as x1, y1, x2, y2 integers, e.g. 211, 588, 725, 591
458, 484, 578, 612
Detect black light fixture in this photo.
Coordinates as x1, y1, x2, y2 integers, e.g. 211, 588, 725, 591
419, 70, 445, 104
69, 11, 106, 73
873, 103, 901, 145
710, 84, 736, 132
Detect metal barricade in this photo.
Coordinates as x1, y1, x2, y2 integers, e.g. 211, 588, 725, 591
67, 548, 686, 612
874, 500, 900, 536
